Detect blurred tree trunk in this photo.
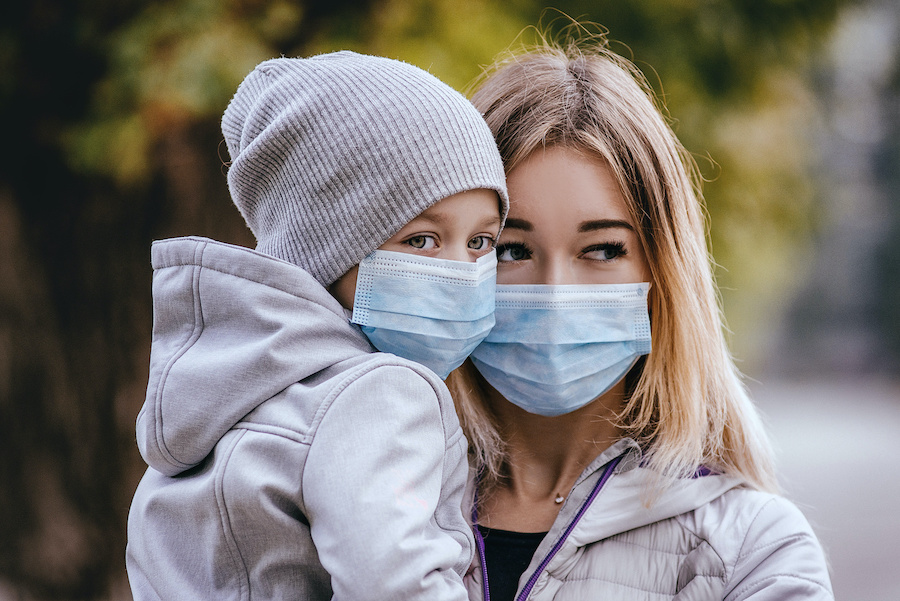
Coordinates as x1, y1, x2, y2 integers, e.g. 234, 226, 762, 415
0, 1, 366, 598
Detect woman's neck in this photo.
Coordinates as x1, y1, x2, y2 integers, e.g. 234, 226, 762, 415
479, 384, 626, 532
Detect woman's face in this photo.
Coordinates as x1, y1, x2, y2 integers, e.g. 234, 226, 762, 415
496, 146, 650, 286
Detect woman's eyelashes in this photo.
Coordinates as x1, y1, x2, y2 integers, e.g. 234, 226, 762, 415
496, 240, 628, 262
582, 241, 627, 261
496, 242, 531, 262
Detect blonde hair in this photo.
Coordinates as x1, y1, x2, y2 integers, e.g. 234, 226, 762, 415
448, 28, 778, 493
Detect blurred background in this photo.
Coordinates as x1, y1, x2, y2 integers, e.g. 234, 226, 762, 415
1, 0, 897, 599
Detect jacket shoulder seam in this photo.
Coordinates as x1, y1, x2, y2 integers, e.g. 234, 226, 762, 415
735, 495, 779, 558
727, 573, 833, 600
739, 531, 815, 558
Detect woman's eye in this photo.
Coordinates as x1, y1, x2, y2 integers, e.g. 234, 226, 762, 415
496, 243, 531, 262
582, 242, 626, 261
467, 236, 493, 251
406, 235, 437, 250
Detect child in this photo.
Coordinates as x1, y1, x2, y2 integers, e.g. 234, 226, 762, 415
125, 51, 508, 600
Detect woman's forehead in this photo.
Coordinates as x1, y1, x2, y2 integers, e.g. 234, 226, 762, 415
505, 147, 633, 227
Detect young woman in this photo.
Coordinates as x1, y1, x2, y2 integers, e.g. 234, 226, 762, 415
446, 35, 833, 600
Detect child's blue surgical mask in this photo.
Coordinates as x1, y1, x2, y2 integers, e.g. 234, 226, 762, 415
470, 282, 651, 416
351, 250, 497, 379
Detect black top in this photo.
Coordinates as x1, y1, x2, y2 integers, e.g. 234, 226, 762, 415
476, 525, 547, 601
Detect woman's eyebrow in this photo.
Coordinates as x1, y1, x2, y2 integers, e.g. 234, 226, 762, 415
578, 219, 634, 233
503, 218, 533, 231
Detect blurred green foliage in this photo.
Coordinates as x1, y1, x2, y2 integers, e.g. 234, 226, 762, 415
61, 0, 847, 359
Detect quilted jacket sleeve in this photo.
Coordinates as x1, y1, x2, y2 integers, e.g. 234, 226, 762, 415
302, 363, 472, 601
725, 495, 834, 600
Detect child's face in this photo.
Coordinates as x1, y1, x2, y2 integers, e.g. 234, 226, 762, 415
330, 188, 502, 310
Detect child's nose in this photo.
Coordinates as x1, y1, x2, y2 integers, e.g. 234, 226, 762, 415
444, 244, 476, 262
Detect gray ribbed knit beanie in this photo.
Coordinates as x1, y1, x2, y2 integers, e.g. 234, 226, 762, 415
222, 51, 508, 287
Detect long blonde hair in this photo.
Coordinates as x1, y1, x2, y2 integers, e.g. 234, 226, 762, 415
448, 29, 778, 493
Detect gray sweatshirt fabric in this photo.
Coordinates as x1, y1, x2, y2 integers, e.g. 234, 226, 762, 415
465, 440, 834, 600
126, 237, 473, 600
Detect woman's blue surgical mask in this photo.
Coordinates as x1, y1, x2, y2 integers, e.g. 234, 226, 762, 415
351, 250, 497, 379
470, 282, 651, 416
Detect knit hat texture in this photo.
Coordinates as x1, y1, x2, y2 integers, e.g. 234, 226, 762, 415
222, 51, 508, 286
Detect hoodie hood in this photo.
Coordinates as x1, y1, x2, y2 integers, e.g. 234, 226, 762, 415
136, 237, 373, 476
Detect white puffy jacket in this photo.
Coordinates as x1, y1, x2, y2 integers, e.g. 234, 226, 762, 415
465, 439, 833, 600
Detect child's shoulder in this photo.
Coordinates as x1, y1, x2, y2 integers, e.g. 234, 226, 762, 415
313, 352, 460, 434
331, 352, 450, 401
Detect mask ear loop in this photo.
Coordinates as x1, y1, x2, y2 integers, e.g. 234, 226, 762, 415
626, 280, 652, 397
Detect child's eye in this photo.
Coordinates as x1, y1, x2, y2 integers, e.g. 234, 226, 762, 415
496, 242, 531, 262
406, 235, 437, 250
467, 235, 494, 251
582, 242, 626, 261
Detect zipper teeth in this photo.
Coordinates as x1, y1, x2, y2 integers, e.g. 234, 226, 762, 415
515, 455, 622, 601
473, 521, 490, 601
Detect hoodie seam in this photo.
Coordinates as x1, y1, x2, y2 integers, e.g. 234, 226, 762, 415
151, 240, 208, 470
445, 422, 466, 447
234, 421, 308, 445
215, 429, 252, 601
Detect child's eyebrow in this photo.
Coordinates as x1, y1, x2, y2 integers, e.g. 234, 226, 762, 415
412, 212, 503, 230
405, 212, 449, 227
481, 215, 504, 228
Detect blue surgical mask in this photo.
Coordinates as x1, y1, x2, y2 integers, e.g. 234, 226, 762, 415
351, 250, 497, 379
469, 282, 651, 416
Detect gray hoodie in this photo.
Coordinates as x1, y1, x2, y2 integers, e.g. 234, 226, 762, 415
126, 237, 473, 600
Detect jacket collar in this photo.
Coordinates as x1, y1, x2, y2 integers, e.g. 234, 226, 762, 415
537, 439, 743, 575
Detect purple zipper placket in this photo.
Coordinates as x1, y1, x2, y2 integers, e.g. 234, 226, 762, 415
472, 510, 491, 601
472, 454, 623, 601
